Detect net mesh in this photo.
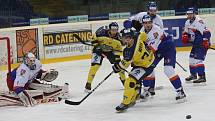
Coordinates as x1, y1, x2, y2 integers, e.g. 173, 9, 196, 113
0, 38, 10, 92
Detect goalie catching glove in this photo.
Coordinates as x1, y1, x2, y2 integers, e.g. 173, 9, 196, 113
40, 69, 58, 82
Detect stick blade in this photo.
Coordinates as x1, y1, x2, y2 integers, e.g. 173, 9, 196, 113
65, 99, 81, 105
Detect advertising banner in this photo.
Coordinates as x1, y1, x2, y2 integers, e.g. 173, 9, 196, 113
43, 27, 92, 59
163, 18, 187, 47
16, 28, 38, 62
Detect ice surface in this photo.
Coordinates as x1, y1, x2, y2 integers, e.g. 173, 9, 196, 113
1, 51, 215, 121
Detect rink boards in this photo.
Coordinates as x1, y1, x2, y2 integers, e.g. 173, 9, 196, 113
0, 14, 215, 68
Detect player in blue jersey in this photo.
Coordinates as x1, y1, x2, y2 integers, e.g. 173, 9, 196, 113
123, 1, 163, 31
140, 15, 186, 102
182, 7, 211, 84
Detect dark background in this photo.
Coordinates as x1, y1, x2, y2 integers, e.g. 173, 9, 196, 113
0, 0, 214, 28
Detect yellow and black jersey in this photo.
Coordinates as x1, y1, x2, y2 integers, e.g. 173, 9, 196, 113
121, 32, 154, 68
91, 27, 122, 54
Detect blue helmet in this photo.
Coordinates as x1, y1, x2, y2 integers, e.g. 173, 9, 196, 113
142, 15, 152, 23
186, 7, 197, 14
147, 1, 157, 10
109, 22, 119, 30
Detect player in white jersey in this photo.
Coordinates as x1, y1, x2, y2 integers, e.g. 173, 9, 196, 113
182, 7, 211, 84
140, 15, 186, 102
3, 53, 69, 107
123, 1, 163, 31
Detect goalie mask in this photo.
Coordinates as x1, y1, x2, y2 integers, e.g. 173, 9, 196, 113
23, 52, 36, 70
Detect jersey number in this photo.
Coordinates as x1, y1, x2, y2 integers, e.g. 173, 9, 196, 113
141, 51, 149, 59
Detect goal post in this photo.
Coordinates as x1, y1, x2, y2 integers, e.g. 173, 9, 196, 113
0, 37, 11, 92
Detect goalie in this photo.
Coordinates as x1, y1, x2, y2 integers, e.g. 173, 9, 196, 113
1, 52, 69, 107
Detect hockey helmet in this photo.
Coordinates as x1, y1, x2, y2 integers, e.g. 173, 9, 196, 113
109, 22, 119, 30
23, 52, 36, 70
142, 15, 152, 23
186, 7, 197, 14
121, 28, 136, 37
147, 1, 157, 10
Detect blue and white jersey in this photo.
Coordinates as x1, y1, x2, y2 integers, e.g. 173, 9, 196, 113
10, 59, 42, 89
140, 24, 164, 52
184, 17, 211, 45
129, 12, 164, 29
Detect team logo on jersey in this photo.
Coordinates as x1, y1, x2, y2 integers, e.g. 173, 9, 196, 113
20, 69, 26, 76
199, 20, 204, 24
153, 32, 158, 39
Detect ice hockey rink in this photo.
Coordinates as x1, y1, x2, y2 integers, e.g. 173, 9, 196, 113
0, 50, 215, 121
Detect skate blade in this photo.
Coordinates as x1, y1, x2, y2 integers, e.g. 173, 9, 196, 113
176, 98, 187, 103
185, 80, 193, 84
140, 98, 149, 102
116, 109, 127, 113
84, 89, 91, 93
193, 82, 206, 86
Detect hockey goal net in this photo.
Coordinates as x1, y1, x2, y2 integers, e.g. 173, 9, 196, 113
0, 37, 11, 92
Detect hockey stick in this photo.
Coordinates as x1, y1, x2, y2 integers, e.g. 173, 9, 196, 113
176, 61, 187, 72
73, 34, 122, 52
209, 47, 215, 50
73, 34, 94, 46
65, 71, 114, 105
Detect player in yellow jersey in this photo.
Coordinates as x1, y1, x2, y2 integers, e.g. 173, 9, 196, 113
84, 22, 126, 93
112, 28, 156, 112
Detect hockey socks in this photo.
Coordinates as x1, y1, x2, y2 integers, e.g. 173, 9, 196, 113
170, 75, 182, 90
189, 65, 197, 76
196, 64, 205, 76
142, 77, 155, 89
86, 64, 100, 87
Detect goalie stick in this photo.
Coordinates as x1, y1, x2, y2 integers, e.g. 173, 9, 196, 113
65, 71, 114, 105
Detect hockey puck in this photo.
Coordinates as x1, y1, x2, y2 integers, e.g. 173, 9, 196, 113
186, 115, 192, 119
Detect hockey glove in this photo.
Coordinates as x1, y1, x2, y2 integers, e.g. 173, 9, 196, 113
202, 39, 210, 49
91, 40, 99, 46
123, 20, 132, 29
41, 69, 58, 82
112, 63, 122, 73
182, 32, 189, 44
154, 50, 162, 58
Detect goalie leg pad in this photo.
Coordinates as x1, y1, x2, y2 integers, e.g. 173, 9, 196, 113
17, 90, 36, 107
28, 83, 68, 99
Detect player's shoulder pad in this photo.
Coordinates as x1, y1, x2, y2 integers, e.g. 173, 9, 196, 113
35, 59, 42, 68
95, 26, 108, 37
185, 19, 190, 25
196, 17, 205, 24
17, 63, 29, 74
155, 14, 162, 19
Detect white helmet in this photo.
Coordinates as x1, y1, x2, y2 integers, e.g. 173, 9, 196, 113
24, 52, 36, 70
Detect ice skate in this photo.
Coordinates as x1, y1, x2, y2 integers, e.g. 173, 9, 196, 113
175, 88, 186, 103
185, 74, 197, 83
115, 103, 129, 113
84, 82, 91, 93
193, 75, 206, 86
140, 87, 154, 102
